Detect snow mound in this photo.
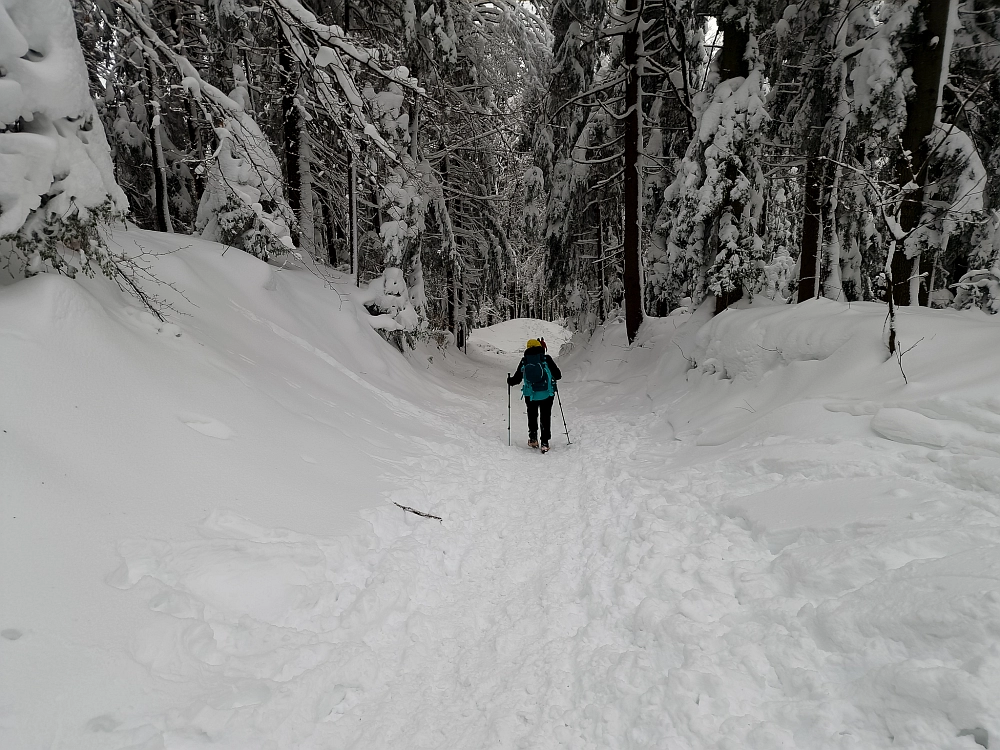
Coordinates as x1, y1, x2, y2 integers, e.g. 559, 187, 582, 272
9, 242, 1000, 749
695, 297, 879, 381
0, 227, 458, 748
469, 317, 572, 357
554, 301, 1000, 747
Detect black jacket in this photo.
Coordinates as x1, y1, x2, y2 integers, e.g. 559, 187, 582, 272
507, 346, 562, 388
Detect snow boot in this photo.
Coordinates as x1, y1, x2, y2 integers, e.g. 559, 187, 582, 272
540, 442, 549, 454
528, 439, 539, 449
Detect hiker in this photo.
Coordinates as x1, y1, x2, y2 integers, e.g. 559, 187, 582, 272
507, 338, 562, 452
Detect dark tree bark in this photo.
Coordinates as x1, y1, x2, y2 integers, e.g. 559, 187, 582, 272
323, 188, 339, 265
348, 148, 359, 282
597, 202, 607, 322
622, 0, 643, 343
279, 40, 301, 247
893, 0, 952, 306
718, 16, 750, 81
798, 156, 826, 302
169, 3, 204, 200
145, 62, 173, 234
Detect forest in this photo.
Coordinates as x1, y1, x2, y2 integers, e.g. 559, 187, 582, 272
10, 3, 1000, 747
1, 0, 997, 345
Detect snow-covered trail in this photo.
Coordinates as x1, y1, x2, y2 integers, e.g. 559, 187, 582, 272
107, 327, 1000, 750
6, 236, 1000, 750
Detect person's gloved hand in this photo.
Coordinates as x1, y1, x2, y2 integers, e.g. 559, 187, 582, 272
506, 375, 515, 387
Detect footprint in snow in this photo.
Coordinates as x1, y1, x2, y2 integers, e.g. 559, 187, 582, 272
86, 715, 120, 732
179, 413, 234, 439
1, 628, 23, 640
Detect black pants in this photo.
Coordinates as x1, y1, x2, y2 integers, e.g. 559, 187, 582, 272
526, 396, 554, 443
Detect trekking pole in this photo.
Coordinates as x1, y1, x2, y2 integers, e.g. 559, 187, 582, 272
555, 385, 571, 445
507, 375, 512, 446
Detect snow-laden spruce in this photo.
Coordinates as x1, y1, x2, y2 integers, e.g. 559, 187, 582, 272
0, 0, 126, 277
194, 71, 296, 261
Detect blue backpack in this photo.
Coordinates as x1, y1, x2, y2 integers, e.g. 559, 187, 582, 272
521, 352, 554, 401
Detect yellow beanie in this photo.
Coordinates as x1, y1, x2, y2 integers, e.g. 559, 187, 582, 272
526, 339, 541, 349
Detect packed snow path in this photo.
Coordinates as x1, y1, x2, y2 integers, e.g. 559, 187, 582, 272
107, 328, 1000, 750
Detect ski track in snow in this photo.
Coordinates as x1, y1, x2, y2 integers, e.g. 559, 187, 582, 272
106, 348, 1000, 749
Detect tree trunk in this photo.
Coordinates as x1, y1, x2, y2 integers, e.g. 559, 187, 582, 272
323, 189, 339, 266
402, 18, 426, 315
279, 41, 301, 248
458, 282, 467, 350
145, 62, 173, 234
798, 156, 824, 302
170, 2, 204, 201
622, 0, 643, 343
893, 0, 952, 306
719, 16, 751, 81
348, 148, 359, 283
598, 203, 607, 323
447, 255, 456, 335
297, 92, 315, 257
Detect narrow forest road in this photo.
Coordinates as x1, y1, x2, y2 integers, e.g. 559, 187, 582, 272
111, 334, 1000, 750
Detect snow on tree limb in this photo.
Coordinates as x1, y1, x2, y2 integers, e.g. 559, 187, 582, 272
0, 0, 127, 274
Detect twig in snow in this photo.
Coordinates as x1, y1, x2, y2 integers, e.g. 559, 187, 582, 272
895, 336, 924, 385
104, 236, 194, 321
673, 340, 695, 364
393, 502, 442, 522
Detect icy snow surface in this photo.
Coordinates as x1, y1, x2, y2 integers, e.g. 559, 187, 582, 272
4, 235, 1000, 749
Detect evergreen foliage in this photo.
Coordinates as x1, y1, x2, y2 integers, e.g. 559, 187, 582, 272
6, 0, 1000, 335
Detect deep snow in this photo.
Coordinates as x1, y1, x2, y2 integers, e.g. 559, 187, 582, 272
4, 230, 1000, 749
468, 317, 574, 358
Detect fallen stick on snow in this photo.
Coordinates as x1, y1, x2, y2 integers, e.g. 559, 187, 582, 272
393, 502, 442, 522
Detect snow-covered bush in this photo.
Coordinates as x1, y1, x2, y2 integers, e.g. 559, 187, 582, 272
953, 267, 1000, 314
0, 0, 127, 277
379, 157, 426, 268
360, 77, 431, 331
194, 74, 295, 261
357, 267, 422, 332
903, 125, 987, 266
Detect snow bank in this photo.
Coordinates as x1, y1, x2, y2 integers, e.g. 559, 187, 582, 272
556, 300, 1000, 746
0, 227, 459, 749
469, 317, 573, 357
567, 298, 1000, 451
8, 247, 1000, 749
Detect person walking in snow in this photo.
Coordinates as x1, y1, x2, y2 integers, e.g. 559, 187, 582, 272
507, 339, 562, 453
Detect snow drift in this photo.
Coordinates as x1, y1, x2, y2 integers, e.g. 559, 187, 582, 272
0, 227, 462, 749
5, 241, 1000, 749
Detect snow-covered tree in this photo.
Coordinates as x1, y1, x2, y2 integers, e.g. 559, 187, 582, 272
654, 2, 769, 313
194, 74, 296, 260
1, 0, 127, 277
